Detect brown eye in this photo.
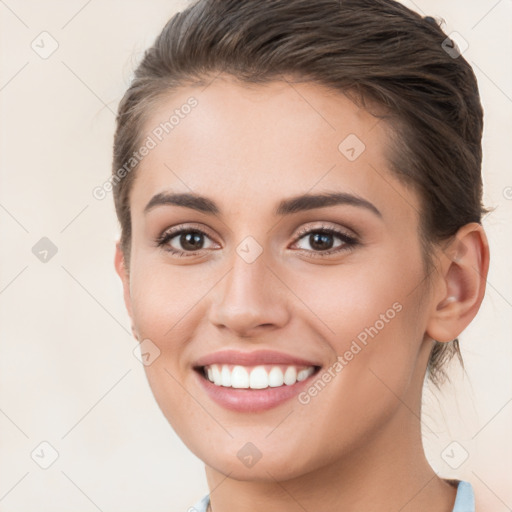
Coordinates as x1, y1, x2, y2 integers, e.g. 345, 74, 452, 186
303, 231, 336, 251
292, 226, 359, 257
177, 231, 206, 251
156, 225, 218, 257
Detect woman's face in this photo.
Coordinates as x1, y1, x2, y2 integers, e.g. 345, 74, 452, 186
117, 76, 440, 480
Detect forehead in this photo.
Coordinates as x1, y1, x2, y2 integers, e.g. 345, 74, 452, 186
130, 75, 418, 223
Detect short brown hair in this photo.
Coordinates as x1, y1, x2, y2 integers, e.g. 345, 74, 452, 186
112, 0, 487, 387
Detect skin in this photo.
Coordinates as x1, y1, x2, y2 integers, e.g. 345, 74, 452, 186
115, 74, 489, 511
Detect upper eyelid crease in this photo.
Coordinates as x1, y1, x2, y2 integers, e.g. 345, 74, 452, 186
156, 224, 358, 258
158, 221, 356, 243
143, 191, 382, 219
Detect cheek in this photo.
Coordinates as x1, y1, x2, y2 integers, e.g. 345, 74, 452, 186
129, 261, 209, 344
128, 264, 216, 428
285, 296, 426, 470
292, 254, 427, 415
291, 250, 425, 357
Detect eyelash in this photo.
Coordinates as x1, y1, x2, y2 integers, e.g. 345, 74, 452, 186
155, 223, 359, 258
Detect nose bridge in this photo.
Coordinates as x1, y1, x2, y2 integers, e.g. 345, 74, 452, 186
208, 237, 290, 335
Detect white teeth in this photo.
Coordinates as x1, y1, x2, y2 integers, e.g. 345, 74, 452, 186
221, 365, 231, 387
212, 365, 222, 385
204, 364, 316, 389
297, 368, 312, 381
283, 366, 297, 385
249, 366, 268, 389
231, 366, 249, 388
268, 366, 284, 387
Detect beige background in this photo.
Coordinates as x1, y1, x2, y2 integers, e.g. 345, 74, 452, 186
0, 0, 511, 510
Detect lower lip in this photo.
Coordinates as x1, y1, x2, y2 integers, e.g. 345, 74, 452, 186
194, 369, 319, 412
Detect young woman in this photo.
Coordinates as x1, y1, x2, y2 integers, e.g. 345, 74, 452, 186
112, 1, 490, 510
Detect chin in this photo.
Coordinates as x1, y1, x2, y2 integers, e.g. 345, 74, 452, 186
194, 439, 317, 482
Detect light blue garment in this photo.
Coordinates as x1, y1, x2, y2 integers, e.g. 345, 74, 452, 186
452, 481, 475, 512
189, 493, 210, 512
189, 479, 475, 511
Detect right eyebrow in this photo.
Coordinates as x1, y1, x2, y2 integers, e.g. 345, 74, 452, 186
144, 192, 220, 215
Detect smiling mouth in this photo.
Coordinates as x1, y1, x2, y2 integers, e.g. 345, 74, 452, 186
196, 364, 321, 390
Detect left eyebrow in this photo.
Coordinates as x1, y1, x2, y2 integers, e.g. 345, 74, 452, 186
275, 191, 382, 218
143, 191, 382, 218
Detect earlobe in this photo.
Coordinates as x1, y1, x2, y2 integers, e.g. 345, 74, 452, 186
426, 222, 490, 343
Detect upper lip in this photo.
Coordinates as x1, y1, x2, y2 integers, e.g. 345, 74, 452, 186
194, 349, 321, 368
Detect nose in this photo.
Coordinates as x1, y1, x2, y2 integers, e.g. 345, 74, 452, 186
207, 249, 291, 339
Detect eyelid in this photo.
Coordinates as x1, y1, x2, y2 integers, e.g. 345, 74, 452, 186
289, 223, 359, 258
156, 221, 359, 258
154, 222, 221, 255
293, 221, 358, 240
156, 222, 217, 242
156, 221, 354, 244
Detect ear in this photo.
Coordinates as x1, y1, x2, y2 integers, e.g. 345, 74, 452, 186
426, 222, 490, 343
114, 240, 138, 340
